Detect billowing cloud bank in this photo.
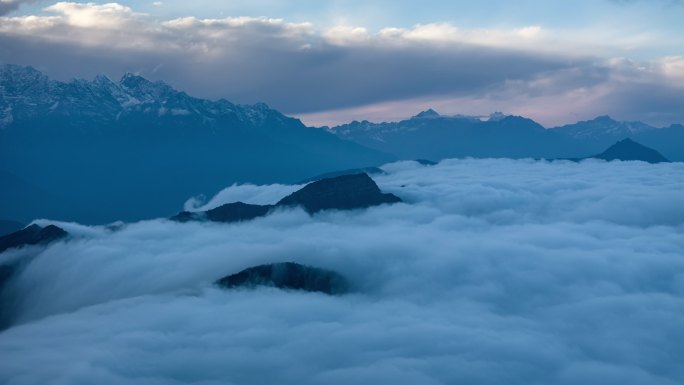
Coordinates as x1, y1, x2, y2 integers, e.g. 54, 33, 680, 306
1, 2, 683, 126
1, 158, 684, 384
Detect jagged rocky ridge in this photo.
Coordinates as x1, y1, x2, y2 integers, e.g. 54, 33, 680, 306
216, 262, 349, 295
172, 173, 402, 223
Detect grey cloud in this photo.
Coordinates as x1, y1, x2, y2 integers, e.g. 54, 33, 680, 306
0, 26, 585, 113
1, 159, 683, 384
0, 0, 39, 16
2, 7, 668, 125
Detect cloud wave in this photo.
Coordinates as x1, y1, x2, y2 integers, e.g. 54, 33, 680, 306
1, 158, 683, 384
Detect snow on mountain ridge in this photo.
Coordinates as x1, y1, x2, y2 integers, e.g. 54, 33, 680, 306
0, 64, 286, 129
553, 115, 658, 139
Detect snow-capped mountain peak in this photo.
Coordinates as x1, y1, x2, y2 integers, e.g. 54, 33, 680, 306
0, 64, 300, 129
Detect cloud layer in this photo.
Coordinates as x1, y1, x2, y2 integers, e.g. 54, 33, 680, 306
1, 158, 683, 384
0, 2, 682, 126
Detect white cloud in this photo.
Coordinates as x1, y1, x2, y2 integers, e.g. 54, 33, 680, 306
323, 25, 370, 46
44, 1, 141, 29
0, 2, 683, 126
184, 183, 303, 211
374, 23, 545, 49
0, 159, 683, 384
658, 56, 684, 82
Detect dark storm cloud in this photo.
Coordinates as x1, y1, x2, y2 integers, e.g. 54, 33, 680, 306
0, 159, 683, 384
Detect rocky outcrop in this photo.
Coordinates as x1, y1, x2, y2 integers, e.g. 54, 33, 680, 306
172, 173, 402, 223
277, 173, 401, 214
216, 262, 349, 295
0, 224, 68, 254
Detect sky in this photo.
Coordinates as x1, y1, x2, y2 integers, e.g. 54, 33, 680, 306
1, 158, 683, 384
0, 0, 683, 126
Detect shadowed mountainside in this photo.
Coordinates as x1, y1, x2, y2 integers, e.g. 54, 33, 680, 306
0, 224, 68, 254
591, 138, 670, 163
0, 64, 393, 224
562, 138, 670, 163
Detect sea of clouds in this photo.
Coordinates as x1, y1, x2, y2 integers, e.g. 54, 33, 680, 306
1, 158, 683, 385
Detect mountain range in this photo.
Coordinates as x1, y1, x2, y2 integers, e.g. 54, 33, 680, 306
1, 64, 681, 225
326, 110, 684, 161
0, 64, 392, 224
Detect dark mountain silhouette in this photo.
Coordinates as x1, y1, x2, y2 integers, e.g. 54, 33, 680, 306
327, 110, 588, 160
277, 173, 401, 214
172, 173, 401, 223
0, 64, 393, 224
216, 262, 349, 295
0, 224, 68, 254
551, 117, 683, 161
592, 138, 669, 163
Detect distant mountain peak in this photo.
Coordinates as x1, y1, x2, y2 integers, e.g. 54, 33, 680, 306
594, 137, 669, 163
413, 109, 440, 119
120, 72, 143, 82
617, 138, 636, 144
120, 72, 154, 89
554, 115, 657, 140
117, 72, 176, 103
0, 64, 50, 88
593, 115, 616, 122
